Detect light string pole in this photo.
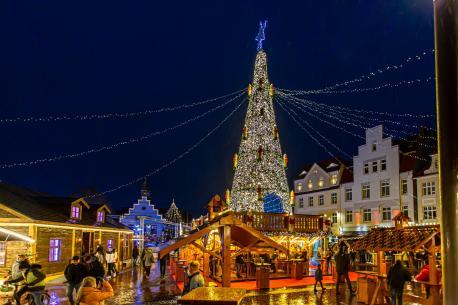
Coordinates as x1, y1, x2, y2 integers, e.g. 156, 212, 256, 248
433, 0, 458, 303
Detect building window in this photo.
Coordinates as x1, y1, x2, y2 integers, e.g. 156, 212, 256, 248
382, 207, 392, 221
380, 180, 390, 197
434, 159, 438, 169
401, 179, 408, 194
423, 206, 437, 220
422, 182, 436, 196
307, 180, 313, 189
308, 197, 314, 207
362, 183, 371, 200
107, 239, 114, 250
97, 211, 105, 223
298, 198, 304, 208
331, 193, 337, 204
49, 239, 61, 262
0, 242, 6, 266
381, 159, 387, 171
318, 195, 324, 206
296, 182, 303, 192
330, 174, 337, 185
403, 205, 409, 217
346, 210, 353, 223
71, 205, 81, 219
363, 163, 369, 174
372, 161, 378, 173
318, 177, 324, 187
363, 209, 372, 222
372, 143, 377, 151
345, 188, 353, 201
123, 236, 130, 260
331, 212, 338, 224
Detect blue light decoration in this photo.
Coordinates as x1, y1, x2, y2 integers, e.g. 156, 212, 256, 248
263, 193, 284, 213
255, 20, 268, 51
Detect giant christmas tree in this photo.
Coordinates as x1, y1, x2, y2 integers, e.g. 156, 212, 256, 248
230, 23, 291, 213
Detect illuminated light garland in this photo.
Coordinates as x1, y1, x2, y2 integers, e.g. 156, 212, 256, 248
280, 92, 436, 132
276, 99, 345, 163
277, 89, 435, 119
0, 92, 245, 169
280, 95, 430, 162
90, 98, 247, 197
0, 89, 245, 124
280, 48, 435, 95
279, 93, 437, 150
281, 76, 434, 95
274, 97, 353, 160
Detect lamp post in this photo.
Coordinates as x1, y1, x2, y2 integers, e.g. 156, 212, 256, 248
433, 0, 458, 303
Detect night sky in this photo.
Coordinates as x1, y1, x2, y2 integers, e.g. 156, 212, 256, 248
0, 1, 436, 217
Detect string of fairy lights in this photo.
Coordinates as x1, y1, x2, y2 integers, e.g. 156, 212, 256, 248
281, 76, 434, 96
280, 48, 435, 95
0, 89, 245, 124
0, 92, 246, 169
90, 98, 247, 197
276, 94, 432, 162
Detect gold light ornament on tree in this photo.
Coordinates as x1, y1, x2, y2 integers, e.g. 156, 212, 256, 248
269, 84, 274, 96
290, 190, 295, 205
273, 126, 279, 140
283, 154, 288, 168
233, 153, 238, 170
248, 84, 252, 96
243, 127, 248, 140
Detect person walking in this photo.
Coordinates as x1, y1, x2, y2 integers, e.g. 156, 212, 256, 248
65, 256, 88, 305
387, 260, 411, 305
85, 255, 105, 286
5, 260, 46, 305
142, 249, 154, 277
182, 261, 204, 295
335, 245, 355, 296
94, 245, 105, 266
326, 250, 333, 274
106, 248, 117, 278
314, 263, 326, 293
235, 254, 244, 278
132, 245, 140, 266
159, 253, 169, 279
76, 277, 114, 305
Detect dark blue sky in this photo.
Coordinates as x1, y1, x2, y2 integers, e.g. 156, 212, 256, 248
0, 1, 435, 216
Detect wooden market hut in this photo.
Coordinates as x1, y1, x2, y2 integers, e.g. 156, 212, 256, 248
350, 223, 441, 305
159, 211, 289, 287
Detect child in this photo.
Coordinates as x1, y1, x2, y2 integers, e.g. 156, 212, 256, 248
314, 263, 326, 293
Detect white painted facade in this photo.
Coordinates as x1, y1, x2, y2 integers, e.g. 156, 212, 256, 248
415, 154, 440, 224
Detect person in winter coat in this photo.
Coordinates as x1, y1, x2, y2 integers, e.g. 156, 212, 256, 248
334, 245, 355, 295
387, 260, 411, 305
5, 261, 46, 305
65, 256, 88, 305
314, 263, 326, 293
85, 255, 105, 285
182, 261, 204, 295
159, 253, 169, 278
142, 249, 154, 277
132, 245, 140, 266
415, 264, 441, 298
76, 276, 113, 305
94, 245, 105, 266
106, 249, 118, 278
10, 255, 27, 282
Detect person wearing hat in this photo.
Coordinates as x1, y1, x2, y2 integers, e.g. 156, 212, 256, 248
65, 256, 88, 305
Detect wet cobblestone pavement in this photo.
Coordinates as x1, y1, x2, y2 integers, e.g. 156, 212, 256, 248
42, 263, 427, 305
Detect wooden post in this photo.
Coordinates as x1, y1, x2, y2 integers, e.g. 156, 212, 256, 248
71, 229, 76, 257
221, 225, 231, 287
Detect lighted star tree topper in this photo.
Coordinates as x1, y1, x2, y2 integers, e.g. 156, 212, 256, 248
230, 21, 291, 213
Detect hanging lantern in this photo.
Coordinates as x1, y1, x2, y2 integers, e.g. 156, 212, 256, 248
257, 145, 264, 161
248, 84, 252, 96
233, 153, 238, 170
225, 189, 231, 204
290, 190, 295, 205
256, 185, 263, 201
283, 154, 288, 169
243, 127, 248, 140
269, 84, 274, 96
273, 126, 279, 140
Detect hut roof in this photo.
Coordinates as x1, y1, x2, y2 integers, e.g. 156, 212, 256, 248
351, 225, 440, 252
